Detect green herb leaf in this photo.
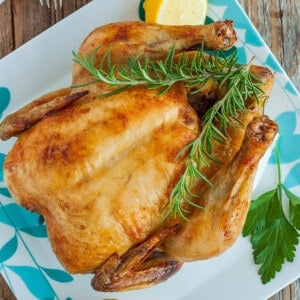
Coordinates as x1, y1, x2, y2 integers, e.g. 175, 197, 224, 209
242, 189, 277, 236
282, 185, 300, 230
251, 215, 298, 284
243, 146, 300, 284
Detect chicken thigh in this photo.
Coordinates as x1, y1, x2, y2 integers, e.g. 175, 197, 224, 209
0, 21, 278, 292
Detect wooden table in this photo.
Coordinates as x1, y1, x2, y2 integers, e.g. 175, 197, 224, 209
0, 0, 299, 299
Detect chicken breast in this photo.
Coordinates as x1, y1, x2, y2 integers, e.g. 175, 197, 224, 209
4, 83, 199, 273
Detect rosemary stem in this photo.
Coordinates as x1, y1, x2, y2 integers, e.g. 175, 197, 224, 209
275, 143, 282, 185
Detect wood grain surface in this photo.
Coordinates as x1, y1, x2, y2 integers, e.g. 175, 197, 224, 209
0, 0, 299, 299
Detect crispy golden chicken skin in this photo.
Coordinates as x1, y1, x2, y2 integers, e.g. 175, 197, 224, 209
4, 83, 199, 274
72, 20, 237, 86
0, 21, 278, 292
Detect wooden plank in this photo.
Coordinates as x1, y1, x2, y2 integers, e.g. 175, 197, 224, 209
0, 0, 14, 58
238, 0, 299, 90
10, 0, 92, 51
61, 0, 79, 18
63, 0, 91, 17
12, 0, 52, 48
238, 2, 300, 298
0, 273, 16, 300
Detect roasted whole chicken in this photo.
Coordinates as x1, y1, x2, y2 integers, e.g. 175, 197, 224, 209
0, 21, 278, 292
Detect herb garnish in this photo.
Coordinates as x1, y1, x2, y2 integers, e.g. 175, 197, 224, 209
243, 145, 300, 284
73, 46, 264, 219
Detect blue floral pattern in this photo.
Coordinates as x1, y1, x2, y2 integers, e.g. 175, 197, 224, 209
0, 1, 299, 299
0, 86, 73, 299
269, 112, 300, 164
0, 88, 10, 119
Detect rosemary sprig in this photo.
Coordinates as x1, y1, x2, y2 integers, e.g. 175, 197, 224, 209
73, 45, 247, 96
163, 59, 264, 220
73, 46, 265, 220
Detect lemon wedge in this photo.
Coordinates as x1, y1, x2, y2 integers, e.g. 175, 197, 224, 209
143, 0, 208, 25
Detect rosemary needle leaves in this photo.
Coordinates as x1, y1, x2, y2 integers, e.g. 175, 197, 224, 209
73, 46, 265, 220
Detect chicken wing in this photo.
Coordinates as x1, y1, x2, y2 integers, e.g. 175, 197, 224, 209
0, 89, 87, 141
92, 225, 182, 292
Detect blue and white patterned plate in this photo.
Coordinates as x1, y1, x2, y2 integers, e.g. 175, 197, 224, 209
0, 1, 299, 299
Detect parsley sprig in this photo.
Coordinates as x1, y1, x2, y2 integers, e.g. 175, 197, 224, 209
243, 145, 300, 284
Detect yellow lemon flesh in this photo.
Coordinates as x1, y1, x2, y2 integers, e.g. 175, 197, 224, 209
143, 0, 208, 25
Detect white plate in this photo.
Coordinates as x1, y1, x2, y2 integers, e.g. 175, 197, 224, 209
0, 1, 300, 299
